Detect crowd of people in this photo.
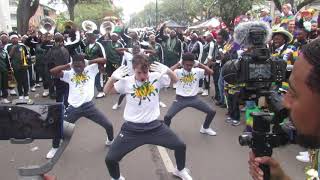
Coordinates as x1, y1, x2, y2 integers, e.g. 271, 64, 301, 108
0, 3, 320, 179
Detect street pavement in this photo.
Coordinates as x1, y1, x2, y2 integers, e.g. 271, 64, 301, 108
0, 88, 306, 180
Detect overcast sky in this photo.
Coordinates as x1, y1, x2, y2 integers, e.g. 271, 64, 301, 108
40, 0, 153, 21
113, 0, 154, 22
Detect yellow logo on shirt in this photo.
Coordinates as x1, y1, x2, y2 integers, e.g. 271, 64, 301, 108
131, 79, 158, 105
180, 73, 196, 86
71, 71, 90, 87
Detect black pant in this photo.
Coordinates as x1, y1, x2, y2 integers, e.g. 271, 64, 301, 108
28, 65, 35, 87
105, 120, 186, 179
52, 101, 114, 148
0, 71, 8, 98
164, 95, 216, 128
227, 92, 240, 121
14, 69, 29, 96
35, 63, 50, 89
105, 62, 120, 77
54, 78, 69, 107
117, 94, 126, 106
212, 65, 221, 101
95, 72, 103, 92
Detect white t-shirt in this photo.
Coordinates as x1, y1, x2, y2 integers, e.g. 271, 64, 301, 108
174, 68, 205, 97
61, 64, 99, 108
122, 51, 134, 75
122, 49, 145, 76
114, 72, 170, 123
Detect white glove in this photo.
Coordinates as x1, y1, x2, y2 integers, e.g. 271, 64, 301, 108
111, 65, 129, 80
150, 62, 169, 75
194, 60, 200, 67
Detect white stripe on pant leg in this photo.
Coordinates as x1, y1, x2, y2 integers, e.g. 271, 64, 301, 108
157, 146, 175, 173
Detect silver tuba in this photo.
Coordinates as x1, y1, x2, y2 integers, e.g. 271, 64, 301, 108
82, 20, 97, 33
39, 17, 56, 34
100, 21, 115, 35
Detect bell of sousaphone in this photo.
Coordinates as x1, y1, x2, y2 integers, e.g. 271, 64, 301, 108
39, 17, 56, 34
100, 21, 115, 35
82, 20, 97, 33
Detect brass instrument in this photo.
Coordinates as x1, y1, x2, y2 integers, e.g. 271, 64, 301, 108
64, 20, 76, 30
21, 48, 28, 67
39, 17, 56, 34
100, 21, 115, 35
82, 20, 97, 33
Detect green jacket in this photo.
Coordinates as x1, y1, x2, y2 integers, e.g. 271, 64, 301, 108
6, 43, 29, 70
104, 40, 123, 64
84, 42, 105, 60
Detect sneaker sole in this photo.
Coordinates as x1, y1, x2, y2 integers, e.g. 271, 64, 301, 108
200, 130, 217, 136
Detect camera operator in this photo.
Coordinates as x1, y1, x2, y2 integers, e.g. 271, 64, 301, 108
249, 38, 320, 180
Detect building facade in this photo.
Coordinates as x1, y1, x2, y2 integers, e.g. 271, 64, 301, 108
0, 0, 57, 33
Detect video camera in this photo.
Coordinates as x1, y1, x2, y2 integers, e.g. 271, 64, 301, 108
222, 21, 287, 95
0, 103, 75, 180
222, 21, 292, 180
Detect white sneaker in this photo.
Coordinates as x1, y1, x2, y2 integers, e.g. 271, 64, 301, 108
201, 89, 209, 96
198, 88, 203, 94
200, 126, 217, 136
159, 101, 167, 108
299, 151, 309, 156
46, 148, 58, 159
111, 175, 125, 180
112, 103, 119, 110
19, 96, 24, 100
296, 154, 310, 163
173, 168, 193, 180
1, 98, 11, 104
35, 84, 41, 88
10, 89, 17, 96
24, 96, 29, 100
42, 91, 49, 97
96, 92, 105, 98
105, 138, 114, 146
31, 86, 36, 92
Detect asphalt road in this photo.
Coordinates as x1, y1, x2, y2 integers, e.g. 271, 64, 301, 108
0, 88, 306, 180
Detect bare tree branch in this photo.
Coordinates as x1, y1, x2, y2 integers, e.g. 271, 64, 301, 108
297, 0, 317, 11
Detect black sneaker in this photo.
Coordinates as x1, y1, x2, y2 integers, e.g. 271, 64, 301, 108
231, 120, 241, 126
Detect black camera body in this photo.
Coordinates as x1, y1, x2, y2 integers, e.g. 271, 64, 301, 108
223, 22, 291, 180
0, 103, 63, 140
222, 24, 287, 93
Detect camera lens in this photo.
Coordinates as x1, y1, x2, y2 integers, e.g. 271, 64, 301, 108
239, 134, 252, 146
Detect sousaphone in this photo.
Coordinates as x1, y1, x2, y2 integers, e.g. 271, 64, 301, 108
39, 17, 56, 34
100, 21, 115, 35
82, 20, 97, 33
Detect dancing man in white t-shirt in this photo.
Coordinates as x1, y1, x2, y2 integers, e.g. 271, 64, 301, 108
164, 52, 217, 136
103, 54, 193, 180
45, 55, 114, 159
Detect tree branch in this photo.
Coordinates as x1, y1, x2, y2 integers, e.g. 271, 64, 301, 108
273, 0, 282, 12
297, 0, 317, 11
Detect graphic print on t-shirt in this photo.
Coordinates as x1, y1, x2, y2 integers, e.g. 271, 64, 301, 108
71, 70, 90, 87
180, 72, 197, 87
131, 79, 159, 105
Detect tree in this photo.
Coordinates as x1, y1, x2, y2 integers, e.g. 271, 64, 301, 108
17, 0, 40, 34
74, 0, 121, 26
62, 0, 79, 21
219, 0, 253, 28
273, 0, 318, 12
